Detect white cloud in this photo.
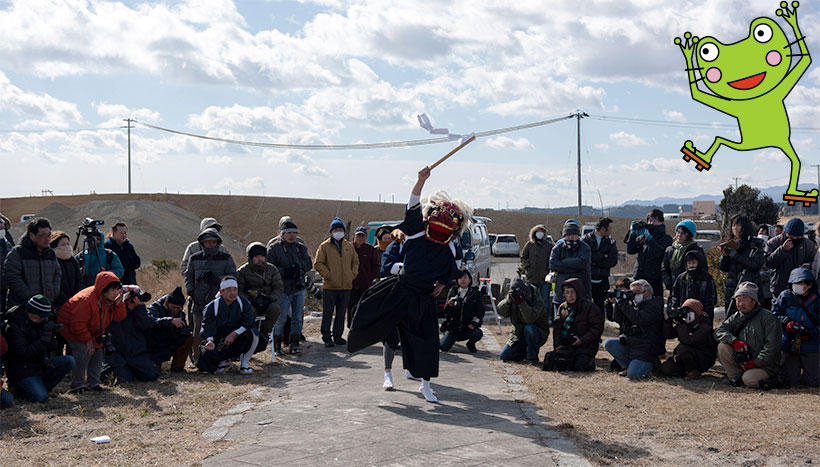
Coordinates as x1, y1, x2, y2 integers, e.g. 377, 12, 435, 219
593, 143, 610, 151
206, 156, 233, 165
753, 150, 786, 163
609, 131, 648, 147
485, 136, 534, 150
214, 176, 265, 193
663, 110, 686, 122
0, 71, 82, 129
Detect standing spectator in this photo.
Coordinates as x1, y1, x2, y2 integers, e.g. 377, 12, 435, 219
180, 218, 228, 277
374, 226, 394, 264
3, 218, 61, 308
497, 279, 550, 365
185, 228, 236, 365
0, 221, 13, 317
267, 219, 312, 355
314, 217, 359, 347
765, 218, 816, 299
549, 220, 592, 317
626, 209, 673, 298
102, 286, 159, 384
146, 287, 192, 373
58, 271, 125, 393
236, 242, 284, 349
659, 298, 716, 380
667, 250, 717, 320
77, 230, 124, 287
662, 219, 703, 292
715, 282, 782, 388
772, 267, 819, 387
719, 214, 765, 315
582, 218, 618, 311
349, 226, 380, 327
3, 295, 75, 403
104, 222, 141, 285
603, 280, 664, 380
521, 224, 554, 306
198, 276, 257, 374
49, 231, 83, 311
439, 270, 485, 353
0, 212, 12, 244
546, 278, 604, 372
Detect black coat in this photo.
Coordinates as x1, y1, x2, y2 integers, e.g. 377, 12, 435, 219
146, 296, 191, 357
663, 316, 717, 372
200, 296, 255, 342
3, 235, 61, 307
765, 234, 817, 298
718, 237, 765, 307
553, 278, 604, 356
106, 304, 155, 367
3, 306, 60, 384
54, 257, 83, 310
662, 242, 704, 291
626, 224, 672, 293
667, 255, 717, 320
440, 286, 485, 335
582, 232, 618, 280
616, 296, 665, 362
104, 238, 141, 285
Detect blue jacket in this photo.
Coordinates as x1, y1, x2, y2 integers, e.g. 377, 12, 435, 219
77, 232, 124, 286
772, 289, 819, 354
549, 238, 591, 304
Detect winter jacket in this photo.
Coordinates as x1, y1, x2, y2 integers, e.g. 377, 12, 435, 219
497, 283, 550, 348
58, 271, 126, 346
379, 240, 404, 278
663, 315, 717, 372
54, 256, 83, 311
0, 237, 13, 314
549, 239, 591, 304
3, 306, 61, 384
266, 239, 313, 295
200, 296, 255, 342
146, 296, 191, 355
714, 305, 782, 374
553, 278, 604, 356
236, 262, 284, 306
765, 235, 817, 298
314, 238, 359, 291
3, 234, 61, 307
180, 218, 227, 276
615, 296, 665, 362
352, 242, 380, 290
77, 232, 124, 287
582, 232, 618, 281
719, 237, 765, 307
440, 286, 485, 335
772, 289, 819, 354
185, 247, 236, 310
626, 224, 673, 293
667, 251, 717, 319
521, 226, 554, 285
104, 237, 141, 285
106, 304, 155, 367
662, 241, 704, 291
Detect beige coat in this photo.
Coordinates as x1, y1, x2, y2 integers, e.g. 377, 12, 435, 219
314, 238, 359, 290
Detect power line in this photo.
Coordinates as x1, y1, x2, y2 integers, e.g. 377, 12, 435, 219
588, 114, 820, 133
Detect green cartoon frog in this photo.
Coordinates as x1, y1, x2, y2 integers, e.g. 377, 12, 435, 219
675, 1, 816, 206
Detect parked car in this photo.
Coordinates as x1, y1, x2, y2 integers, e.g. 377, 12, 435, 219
582, 223, 596, 237
20, 214, 34, 223
489, 233, 497, 248
492, 234, 520, 257
461, 217, 492, 280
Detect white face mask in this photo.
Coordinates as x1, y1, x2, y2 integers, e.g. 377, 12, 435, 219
757, 234, 769, 242
54, 244, 73, 260
685, 311, 697, 324
535, 231, 545, 240
792, 284, 808, 296
332, 232, 345, 241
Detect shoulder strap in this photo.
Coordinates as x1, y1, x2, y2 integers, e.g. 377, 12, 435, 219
106, 250, 113, 269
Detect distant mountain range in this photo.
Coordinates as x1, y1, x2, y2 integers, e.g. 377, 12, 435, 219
616, 185, 787, 207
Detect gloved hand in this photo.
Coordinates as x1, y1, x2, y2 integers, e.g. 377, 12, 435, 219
741, 360, 756, 371
732, 339, 748, 352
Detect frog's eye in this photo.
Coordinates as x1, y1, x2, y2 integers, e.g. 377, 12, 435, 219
699, 43, 719, 62
753, 24, 773, 43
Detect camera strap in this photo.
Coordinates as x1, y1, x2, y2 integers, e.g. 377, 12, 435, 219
734, 307, 760, 339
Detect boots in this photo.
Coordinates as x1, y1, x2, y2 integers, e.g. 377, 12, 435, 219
273, 335, 283, 355
172, 336, 193, 373
289, 333, 301, 354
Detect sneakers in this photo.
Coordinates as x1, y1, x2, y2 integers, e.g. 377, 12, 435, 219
289, 335, 301, 354
216, 361, 229, 374
240, 367, 253, 375
419, 380, 438, 403
465, 340, 478, 353
404, 369, 421, 381
383, 372, 394, 391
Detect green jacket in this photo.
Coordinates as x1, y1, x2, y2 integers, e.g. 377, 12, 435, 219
714, 306, 783, 374
520, 225, 553, 285
497, 284, 550, 348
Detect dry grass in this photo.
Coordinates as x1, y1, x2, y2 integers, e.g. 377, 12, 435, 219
502, 324, 820, 465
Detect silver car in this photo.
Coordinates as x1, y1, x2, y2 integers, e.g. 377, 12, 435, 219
491, 234, 520, 257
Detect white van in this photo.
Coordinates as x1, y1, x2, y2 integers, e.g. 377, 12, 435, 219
461, 216, 492, 280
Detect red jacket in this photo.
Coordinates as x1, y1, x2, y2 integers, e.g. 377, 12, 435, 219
58, 271, 126, 346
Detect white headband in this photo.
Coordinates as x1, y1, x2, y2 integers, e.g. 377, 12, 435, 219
220, 278, 238, 290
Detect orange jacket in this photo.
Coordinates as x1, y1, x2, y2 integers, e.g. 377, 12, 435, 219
58, 271, 126, 346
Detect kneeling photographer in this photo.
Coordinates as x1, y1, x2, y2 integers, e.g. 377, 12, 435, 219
146, 287, 192, 373
603, 280, 664, 380
659, 299, 716, 380
497, 278, 550, 365
439, 270, 485, 354
3, 295, 74, 403
543, 278, 603, 372
102, 286, 160, 384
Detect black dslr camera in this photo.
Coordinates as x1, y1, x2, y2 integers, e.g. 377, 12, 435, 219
558, 333, 578, 347
77, 217, 104, 239
510, 286, 526, 303
735, 348, 752, 364
606, 289, 634, 301
631, 220, 647, 232
97, 333, 117, 354
667, 307, 688, 322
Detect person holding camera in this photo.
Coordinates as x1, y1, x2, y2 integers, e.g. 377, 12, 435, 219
3, 295, 74, 403
544, 278, 604, 372
667, 250, 716, 320
765, 218, 816, 300
497, 278, 550, 365
662, 220, 704, 292
237, 242, 284, 353
77, 226, 124, 288
603, 280, 664, 380
659, 298, 716, 380
3, 217, 61, 309
146, 286, 192, 373
102, 286, 160, 384
719, 214, 765, 316
714, 282, 782, 388
314, 217, 359, 347
267, 219, 313, 356
439, 270, 485, 353
521, 224, 554, 306
771, 267, 819, 387
582, 218, 618, 311
185, 228, 237, 365
58, 271, 125, 393
198, 276, 257, 374
104, 222, 141, 285
625, 209, 673, 298
549, 220, 592, 319
49, 231, 83, 311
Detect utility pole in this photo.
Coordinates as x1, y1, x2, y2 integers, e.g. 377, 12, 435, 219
732, 176, 741, 189
121, 118, 135, 194
575, 110, 588, 218
813, 164, 820, 217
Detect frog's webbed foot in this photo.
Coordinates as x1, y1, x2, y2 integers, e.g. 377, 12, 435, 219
783, 188, 817, 207
776, 1, 800, 29
674, 32, 699, 63
680, 140, 711, 172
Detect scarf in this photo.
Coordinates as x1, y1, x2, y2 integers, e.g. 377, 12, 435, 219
561, 303, 578, 338
669, 240, 695, 272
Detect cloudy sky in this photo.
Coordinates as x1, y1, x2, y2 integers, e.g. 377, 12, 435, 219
1, 0, 819, 208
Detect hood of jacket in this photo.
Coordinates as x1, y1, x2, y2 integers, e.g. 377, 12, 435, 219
788, 266, 815, 284
93, 271, 121, 299
197, 227, 223, 245
529, 224, 547, 242
683, 249, 708, 274
561, 277, 586, 299
200, 217, 222, 232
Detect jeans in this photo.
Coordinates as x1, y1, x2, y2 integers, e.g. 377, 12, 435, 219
14, 356, 75, 402
68, 341, 104, 390
274, 290, 306, 337
1, 388, 13, 409
538, 283, 551, 309
499, 324, 543, 361
604, 338, 653, 380
440, 328, 483, 351
321, 289, 351, 341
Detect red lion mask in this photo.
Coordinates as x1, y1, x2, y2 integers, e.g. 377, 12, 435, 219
425, 201, 464, 245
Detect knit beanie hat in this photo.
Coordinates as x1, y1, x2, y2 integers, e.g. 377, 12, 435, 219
681, 298, 704, 315
280, 219, 299, 234
676, 219, 697, 237
354, 226, 367, 236
246, 242, 267, 260
562, 220, 581, 237
49, 230, 70, 248
732, 281, 759, 301
26, 294, 53, 317
167, 286, 186, 306
784, 218, 805, 236
329, 217, 345, 233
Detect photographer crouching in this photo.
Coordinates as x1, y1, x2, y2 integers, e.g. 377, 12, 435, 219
497, 279, 550, 365
439, 270, 485, 354
102, 286, 160, 384
146, 287, 193, 373
659, 299, 716, 380
543, 278, 603, 372
3, 295, 74, 403
603, 279, 664, 380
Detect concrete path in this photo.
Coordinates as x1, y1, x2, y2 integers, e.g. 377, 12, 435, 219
203, 331, 588, 466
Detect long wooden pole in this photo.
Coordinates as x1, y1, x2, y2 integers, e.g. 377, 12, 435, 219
429, 134, 476, 170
